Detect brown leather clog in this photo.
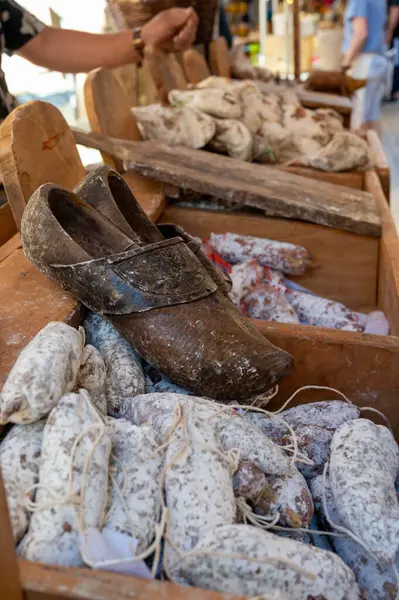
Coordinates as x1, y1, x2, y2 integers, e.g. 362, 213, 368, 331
21, 184, 293, 401
74, 166, 232, 295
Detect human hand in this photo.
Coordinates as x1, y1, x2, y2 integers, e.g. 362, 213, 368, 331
142, 7, 199, 52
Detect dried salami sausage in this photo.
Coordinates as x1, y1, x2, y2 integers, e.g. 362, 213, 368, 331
0, 420, 45, 543
330, 419, 399, 562
106, 418, 163, 553
1, 322, 84, 424
83, 313, 145, 417
19, 390, 111, 566
176, 524, 362, 599
75, 345, 107, 414
208, 232, 309, 275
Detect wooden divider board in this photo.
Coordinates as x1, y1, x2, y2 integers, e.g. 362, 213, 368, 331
163, 206, 378, 309
73, 129, 381, 237
84, 67, 142, 171
296, 86, 352, 116
183, 48, 211, 84
367, 130, 390, 201
209, 37, 232, 78
0, 472, 23, 600
0, 233, 21, 263
276, 164, 364, 190
369, 169, 399, 337
0, 101, 86, 230
261, 320, 399, 417
0, 202, 17, 246
84, 68, 166, 218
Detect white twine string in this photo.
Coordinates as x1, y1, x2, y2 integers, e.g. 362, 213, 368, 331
25, 391, 168, 575
271, 385, 353, 414
25, 391, 107, 536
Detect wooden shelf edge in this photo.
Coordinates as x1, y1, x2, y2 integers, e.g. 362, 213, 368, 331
19, 560, 244, 600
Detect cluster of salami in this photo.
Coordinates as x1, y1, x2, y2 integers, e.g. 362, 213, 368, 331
132, 75, 372, 171
203, 232, 389, 334
1, 319, 398, 599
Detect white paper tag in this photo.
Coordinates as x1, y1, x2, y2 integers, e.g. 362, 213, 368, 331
80, 527, 153, 578
364, 311, 390, 336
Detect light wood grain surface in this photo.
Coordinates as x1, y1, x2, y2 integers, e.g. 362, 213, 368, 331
74, 129, 382, 237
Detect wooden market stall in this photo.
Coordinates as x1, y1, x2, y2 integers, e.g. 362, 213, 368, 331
0, 99, 398, 404
1, 100, 399, 600
83, 62, 387, 197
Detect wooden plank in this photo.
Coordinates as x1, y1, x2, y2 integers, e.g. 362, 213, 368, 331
297, 87, 352, 114
209, 37, 232, 78
113, 63, 139, 107
73, 129, 382, 237
0, 249, 82, 388
277, 164, 364, 190
0, 473, 23, 600
0, 202, 17, 245
183, 48, 211, 84
20, 560, 244, 600
84, 66, 167, 219
122, 171, 166, 222
84, 66, 142, 171
143, 47, 168, 104
366, 170, 399, 337
0, 101, 86, 230
162, 206, 378, 309
0, 233, 21, 263
366, 130, 390, 201
144, 49, 188, 98
158, 52, 188, 94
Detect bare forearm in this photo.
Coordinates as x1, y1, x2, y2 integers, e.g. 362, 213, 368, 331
343, 29, 367, 66
17, 27, 139, 73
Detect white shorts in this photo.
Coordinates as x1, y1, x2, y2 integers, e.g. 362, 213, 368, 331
349, 53, 389, 128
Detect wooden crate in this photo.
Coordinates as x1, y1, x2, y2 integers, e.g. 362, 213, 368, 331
0, 99, 395, 400
86, 3, 391, 198
1, 104, 399, 600
82, 61, 390, 198
2, 173, 399, 600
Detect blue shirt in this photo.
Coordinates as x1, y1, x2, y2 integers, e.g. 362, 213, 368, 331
342, 0, 387, 54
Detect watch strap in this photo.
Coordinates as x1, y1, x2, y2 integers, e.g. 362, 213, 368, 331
132, 27, 145, 66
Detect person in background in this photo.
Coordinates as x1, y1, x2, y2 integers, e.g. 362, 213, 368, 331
0, 0, 198, 120
341, 0, 388, 133
218, 1, 233, 48
386, 0, 399, 100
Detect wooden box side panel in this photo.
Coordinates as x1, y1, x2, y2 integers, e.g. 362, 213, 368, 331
162, 206, 378, 310
20, 560, 243, 600
366, 130, 390, 201
259, 320, 399, 427
0, 249, 82, 389
15, 323, 399, 599
0, 202, 17, 246
365, 171, 399, 336
276, 165, 364, 190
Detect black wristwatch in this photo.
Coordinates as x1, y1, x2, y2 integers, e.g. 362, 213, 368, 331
132, 27, 145, 66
